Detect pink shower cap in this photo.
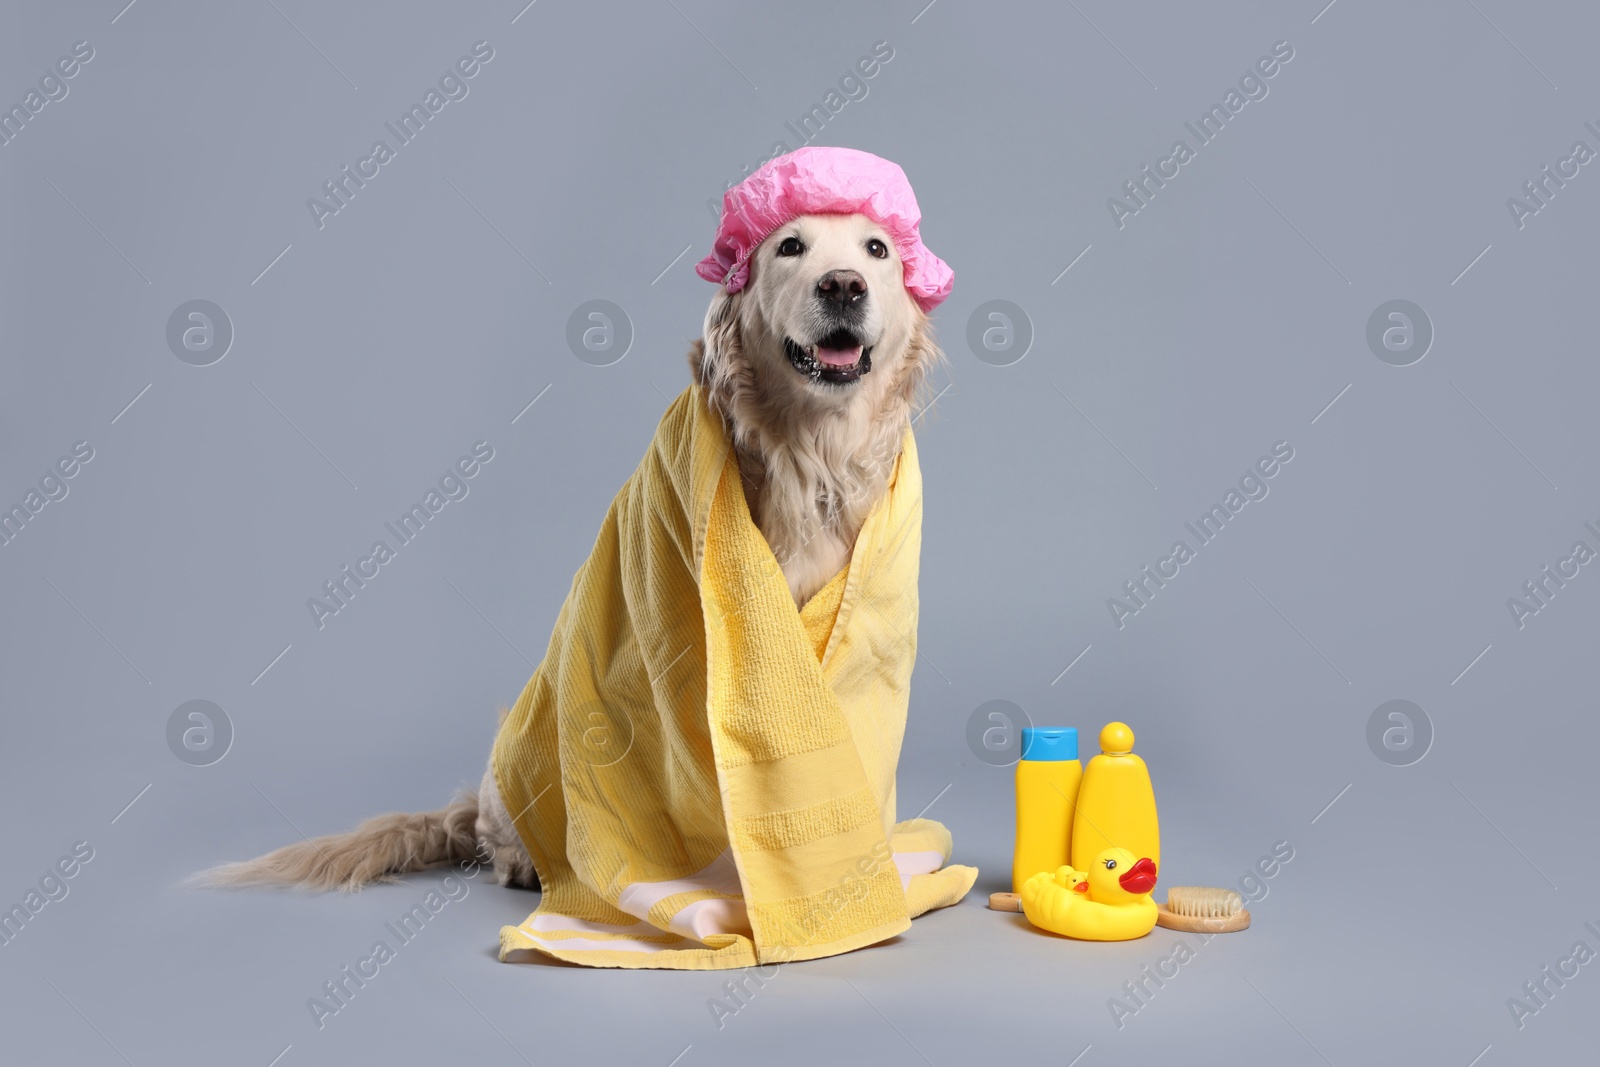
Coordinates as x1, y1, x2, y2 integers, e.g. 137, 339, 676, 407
696, 146, 953, 313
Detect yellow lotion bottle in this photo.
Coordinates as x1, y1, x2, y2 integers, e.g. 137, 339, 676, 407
1071, 721, 1160, 872
1012, 727, 1082, 894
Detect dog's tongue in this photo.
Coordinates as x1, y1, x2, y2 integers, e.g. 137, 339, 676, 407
816, 344, 863, 367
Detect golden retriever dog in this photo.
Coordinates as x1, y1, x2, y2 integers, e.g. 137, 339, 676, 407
201, 210, 944, 893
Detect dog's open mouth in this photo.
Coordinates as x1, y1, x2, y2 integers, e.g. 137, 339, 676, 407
784, 329, 874, 385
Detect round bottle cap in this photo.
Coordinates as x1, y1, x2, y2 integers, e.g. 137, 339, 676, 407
1100, 721, 1135, 755
1020, 727, 1078, 761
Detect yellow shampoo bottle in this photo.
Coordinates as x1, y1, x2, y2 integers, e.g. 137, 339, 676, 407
1071, 722, 1160, 873
1012, 727, 1082, 894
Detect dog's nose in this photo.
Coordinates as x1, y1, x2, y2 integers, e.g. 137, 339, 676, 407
816, 270, 867, 307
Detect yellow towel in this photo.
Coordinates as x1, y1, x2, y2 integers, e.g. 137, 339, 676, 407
492, 384, 976, 969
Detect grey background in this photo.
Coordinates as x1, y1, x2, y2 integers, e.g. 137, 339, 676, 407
2, 0, 1595, 1064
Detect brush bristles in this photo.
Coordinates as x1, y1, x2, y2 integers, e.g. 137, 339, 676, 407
1164, 886, 1243, 918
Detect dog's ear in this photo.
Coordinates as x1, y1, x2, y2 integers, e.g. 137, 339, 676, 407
689, 288, 753, 419
902, 311, 948, 416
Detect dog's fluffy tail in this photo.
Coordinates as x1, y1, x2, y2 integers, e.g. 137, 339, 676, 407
193, 791, 480, 892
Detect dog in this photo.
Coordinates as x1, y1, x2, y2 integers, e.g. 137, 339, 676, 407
200, 210, 945, 894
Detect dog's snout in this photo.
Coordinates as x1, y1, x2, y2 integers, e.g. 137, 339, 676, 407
816, 270, 867, 308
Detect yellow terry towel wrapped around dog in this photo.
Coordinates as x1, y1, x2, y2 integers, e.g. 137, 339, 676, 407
492, 384, 976, 969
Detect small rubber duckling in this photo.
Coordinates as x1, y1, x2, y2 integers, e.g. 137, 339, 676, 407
1020, 846, 1159, 941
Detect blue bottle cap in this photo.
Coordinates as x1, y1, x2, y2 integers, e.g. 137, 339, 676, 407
1020, 726, 1078, 761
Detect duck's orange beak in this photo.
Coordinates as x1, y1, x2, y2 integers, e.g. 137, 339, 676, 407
1072, 880, 1089, 893
1118, 858, 1157, 895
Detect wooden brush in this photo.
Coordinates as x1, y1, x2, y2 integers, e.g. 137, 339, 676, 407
1156, 886, 1250, 933
988, 892, 1023, 912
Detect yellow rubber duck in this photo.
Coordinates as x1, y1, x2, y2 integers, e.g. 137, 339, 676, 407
1020, 846, 1159, 941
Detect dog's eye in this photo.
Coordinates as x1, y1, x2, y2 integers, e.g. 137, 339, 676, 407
866, 238, 889, 259
776, 236, 804, 257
